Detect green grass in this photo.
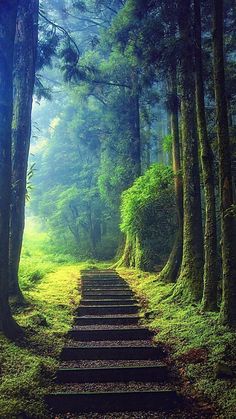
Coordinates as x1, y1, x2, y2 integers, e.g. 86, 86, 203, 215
0, 215, 113, 418
0, 262, 86, 418
118, 268, 236, 418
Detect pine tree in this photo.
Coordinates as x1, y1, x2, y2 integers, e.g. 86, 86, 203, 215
212, 0, 236, 325
0, 1, 22, 338
9, 0, 39, 303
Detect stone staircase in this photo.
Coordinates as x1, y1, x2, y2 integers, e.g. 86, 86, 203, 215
46, 270, 179, 415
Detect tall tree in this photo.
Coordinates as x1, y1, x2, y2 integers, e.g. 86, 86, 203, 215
9, 0, 39, 302
194, 0, 218, 310
212, 0, 236, 325
176, 0, 204, 301
130, 70, 141, 177
159, 62, 183, 282
0, 1, 22, 337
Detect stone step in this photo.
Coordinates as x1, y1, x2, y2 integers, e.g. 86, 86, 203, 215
80, 299, 137, 306
46, 390, 178, 413
82, 274, 119, 277
75, 316, 140, 326
56, 364, 168, 383
68, 327, 152, 341
82, 278, 118, 280
77, 305, 139, 316
82, 286, 130, 291
82, 293, 134, 299
82, 291, 134, 297
82, 288, 131, 294
83, 280, 121, 284
82, 281, 129, 289
82, 283, 126, 288
82, 278, 127, 285
61, 345, 164, 360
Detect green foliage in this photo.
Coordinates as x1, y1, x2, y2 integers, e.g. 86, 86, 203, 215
30, 92, 120, 260
120, 164, 176, 269
162, 134, 173, 153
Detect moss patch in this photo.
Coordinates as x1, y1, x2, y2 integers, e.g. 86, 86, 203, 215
118, 268, 236, 418
0, 262, 90, 418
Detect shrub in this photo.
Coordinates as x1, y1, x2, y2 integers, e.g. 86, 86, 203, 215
120, 164, 176, 270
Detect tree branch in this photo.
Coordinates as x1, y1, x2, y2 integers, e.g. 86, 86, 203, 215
39, 11, 80, 56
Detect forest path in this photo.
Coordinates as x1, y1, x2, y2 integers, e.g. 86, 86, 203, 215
46, 270, 211, 418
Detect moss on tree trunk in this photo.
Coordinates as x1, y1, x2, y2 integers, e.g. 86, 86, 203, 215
0, 2, 23, 338
9, 0, 39, 303
212, 0, 236, 326
159, 62, 183, 283
194, 0, 219, 311
176, 0, 204, 302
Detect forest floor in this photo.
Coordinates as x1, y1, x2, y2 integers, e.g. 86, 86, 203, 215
0, 260, 80, 417
117, 268, 236, 419
1, 253, 236, 418
0, 251, 111, 418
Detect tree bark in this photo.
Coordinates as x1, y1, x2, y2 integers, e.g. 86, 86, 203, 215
176, 0, 204, 301
9, 0, 39, 302
158, 65, 183, 282
130, 91, 141, 178
194, 0, 219, 311
116, 232, 136, 268
119, 72, 141, 267
0, 1, 23, 338
212, 0, 236, 326
129, 68, 142, 179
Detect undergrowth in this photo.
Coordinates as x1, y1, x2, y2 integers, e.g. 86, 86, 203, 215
0, 219, 105, 418
0, 215, 111, 419
118, 268, 236, 418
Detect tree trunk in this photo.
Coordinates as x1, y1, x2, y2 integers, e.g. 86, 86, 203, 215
194, 0, 218, 311
129, 67, 142, 179
158, 65, 183, 282
176, 0, 204, 301
212, 0, 236, 326
9, 0, 39, 302
0, 1, 23, 338
120, 73, 141, 267
116, 232, 136, 268
130, 91, 141, 178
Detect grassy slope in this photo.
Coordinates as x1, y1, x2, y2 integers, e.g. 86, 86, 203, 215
0, 216, 112, 418
118, 268, 236, 419
0, 260, 85, 418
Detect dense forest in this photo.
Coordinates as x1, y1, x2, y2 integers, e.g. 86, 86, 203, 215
0, 0, 236, 417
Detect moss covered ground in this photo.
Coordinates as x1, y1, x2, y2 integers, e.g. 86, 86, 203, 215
0, 221, 111, 418
0, 260, 83, 418
2, 218, 235, 419
118, 268, 236, 419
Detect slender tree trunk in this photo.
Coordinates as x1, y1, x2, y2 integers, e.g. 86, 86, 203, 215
130, 91, 141, 178
194, 0, 218, 311
9, 0, 39, 302
212, 0, 236, 326
159, 65, 183, 282
0, 1, 23, 338
120, 74, 141, 267
176, 0, 204, 301
116, 232, 136, 268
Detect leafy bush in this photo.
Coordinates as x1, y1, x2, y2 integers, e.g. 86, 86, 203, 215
120, 164, 176, 270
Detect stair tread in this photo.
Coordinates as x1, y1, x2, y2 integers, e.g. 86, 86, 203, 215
49, 389, 175, 395
49, 270, 177, 415
71, 326, 147, 331
58, 364, 167, 371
